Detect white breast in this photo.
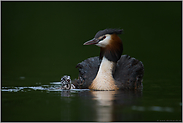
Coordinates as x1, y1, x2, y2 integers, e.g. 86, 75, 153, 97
89, 57, 118, 90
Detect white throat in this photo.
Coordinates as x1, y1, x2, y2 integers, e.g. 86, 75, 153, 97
89, 57, 118, 90
98, 57, 114, 77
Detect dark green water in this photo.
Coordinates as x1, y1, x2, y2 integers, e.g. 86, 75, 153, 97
1, 2, 182, 121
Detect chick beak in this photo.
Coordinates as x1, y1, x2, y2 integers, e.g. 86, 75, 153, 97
83, 38, 99, 45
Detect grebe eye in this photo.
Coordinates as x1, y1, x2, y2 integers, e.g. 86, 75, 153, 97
102, 36, 106, 39
99, 36, 106, 42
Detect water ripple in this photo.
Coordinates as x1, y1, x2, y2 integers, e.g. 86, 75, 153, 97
1, 82, 89, 92
131, 105, 174, 112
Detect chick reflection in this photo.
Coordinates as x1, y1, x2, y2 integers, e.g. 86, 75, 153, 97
91, 91, 116, 122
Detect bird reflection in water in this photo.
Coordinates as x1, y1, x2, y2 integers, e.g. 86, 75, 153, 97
91, 91, 116, 122
91, 90, 143, 122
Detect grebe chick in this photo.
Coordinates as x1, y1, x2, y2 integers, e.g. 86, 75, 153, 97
60, 75, 75, 90
72, 28, 144, 91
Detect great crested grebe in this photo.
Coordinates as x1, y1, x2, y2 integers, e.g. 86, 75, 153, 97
63, 28, 144, 91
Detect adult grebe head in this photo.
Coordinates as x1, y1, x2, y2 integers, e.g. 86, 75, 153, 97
84, 29, 123, 62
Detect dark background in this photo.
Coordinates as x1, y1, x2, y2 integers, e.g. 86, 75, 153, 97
1, 2, 181, 121
2, 2, 181, 86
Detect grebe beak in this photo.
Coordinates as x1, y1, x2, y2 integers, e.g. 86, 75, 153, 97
83, 38, 99, 45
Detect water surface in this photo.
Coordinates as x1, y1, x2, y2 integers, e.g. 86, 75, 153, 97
1, 79, 181, 121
